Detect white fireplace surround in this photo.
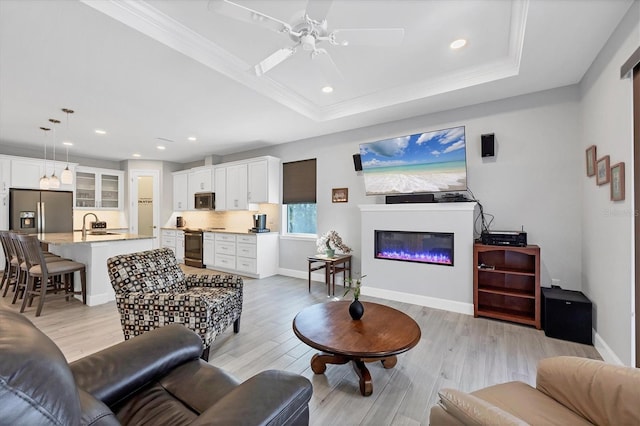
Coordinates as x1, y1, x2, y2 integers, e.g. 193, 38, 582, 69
359, 202, 477, 315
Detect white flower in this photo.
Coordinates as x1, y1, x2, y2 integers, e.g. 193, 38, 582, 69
317, 230, 352, 254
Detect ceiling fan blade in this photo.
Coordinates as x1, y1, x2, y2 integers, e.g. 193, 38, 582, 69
254, 47, 296, 76
332, 28, 405, 46
312, 49, 343, 82
304, 0, 334, 21
208, 0, 291, 34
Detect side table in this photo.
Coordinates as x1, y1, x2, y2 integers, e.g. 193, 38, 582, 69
307, 254, 352, 296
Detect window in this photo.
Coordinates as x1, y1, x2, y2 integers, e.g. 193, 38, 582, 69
287, 203, 317, 234
283, 159, 317, 235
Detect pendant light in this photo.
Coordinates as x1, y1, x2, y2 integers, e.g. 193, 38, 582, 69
39, 127, 50, 189
60, 108, 74, 185
48, 118, 61, 189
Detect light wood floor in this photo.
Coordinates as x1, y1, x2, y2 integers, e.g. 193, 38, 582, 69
0, 268, 600, 425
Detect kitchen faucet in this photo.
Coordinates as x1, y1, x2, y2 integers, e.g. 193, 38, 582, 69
82, 213, 99, 238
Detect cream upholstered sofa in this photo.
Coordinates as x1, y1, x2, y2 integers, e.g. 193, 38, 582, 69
429, 356, 640, 425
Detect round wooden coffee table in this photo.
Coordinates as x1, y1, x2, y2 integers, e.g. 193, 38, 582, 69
292, 301, 421, 396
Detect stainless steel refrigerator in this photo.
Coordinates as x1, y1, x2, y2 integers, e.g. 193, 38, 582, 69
9, 189, 73, 234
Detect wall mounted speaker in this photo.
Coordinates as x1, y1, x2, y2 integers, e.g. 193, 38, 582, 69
481, 133, 495, 157
353, 153, 363, 171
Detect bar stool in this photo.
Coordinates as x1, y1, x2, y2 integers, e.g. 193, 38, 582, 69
10, 232, 67, 304
17, 234, 87, 317
0, 231, 18, 296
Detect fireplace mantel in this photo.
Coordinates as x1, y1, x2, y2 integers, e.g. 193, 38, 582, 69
359, 202, 477, 315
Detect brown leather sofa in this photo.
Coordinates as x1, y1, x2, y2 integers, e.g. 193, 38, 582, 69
429, 356, 640, 425
0, 306, 312, 425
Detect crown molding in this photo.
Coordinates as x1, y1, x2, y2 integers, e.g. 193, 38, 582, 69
81, 0, 528, 122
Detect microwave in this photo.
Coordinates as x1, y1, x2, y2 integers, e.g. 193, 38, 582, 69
194, 192, 215, 210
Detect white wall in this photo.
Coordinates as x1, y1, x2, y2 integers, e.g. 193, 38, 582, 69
223, 86, 583, 290
579, 1, 639, 366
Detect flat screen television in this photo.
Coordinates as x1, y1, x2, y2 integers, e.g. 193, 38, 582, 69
359, 125, 467, 195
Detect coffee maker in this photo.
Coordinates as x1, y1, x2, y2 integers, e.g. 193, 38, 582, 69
176, 216, 185, 228
250, 213, 269, 233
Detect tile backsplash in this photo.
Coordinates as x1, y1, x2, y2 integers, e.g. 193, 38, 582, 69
73, 210, 127, 230
169, 204, 280, 232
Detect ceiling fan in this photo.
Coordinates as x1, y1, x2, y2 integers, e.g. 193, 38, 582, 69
208, 0, 405, 80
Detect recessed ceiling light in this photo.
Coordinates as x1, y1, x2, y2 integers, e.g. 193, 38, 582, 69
62, 141, 73, 146
322, 86, 334, 93
157, 145, 166, 150
94, 129, 107, 135
132, 153, 141, 158
188, 136, 197, 141
450, 39, 467, 49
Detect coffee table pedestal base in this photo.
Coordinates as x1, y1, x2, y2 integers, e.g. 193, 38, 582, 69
311, 352, 397, 396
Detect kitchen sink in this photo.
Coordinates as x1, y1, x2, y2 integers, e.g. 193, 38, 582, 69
88, 231, 120, 236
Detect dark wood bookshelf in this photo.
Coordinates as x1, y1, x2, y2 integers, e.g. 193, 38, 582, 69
474, 243, 541, 329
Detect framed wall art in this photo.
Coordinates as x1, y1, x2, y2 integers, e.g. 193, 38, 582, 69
610, 162, 625, 201
332, 188, 348, 203
585, 145, 597, 177
596, 155, 610, 185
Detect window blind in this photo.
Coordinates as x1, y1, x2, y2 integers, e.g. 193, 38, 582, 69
283, 159, 316, 204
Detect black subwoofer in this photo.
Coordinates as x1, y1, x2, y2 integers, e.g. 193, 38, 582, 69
542, 287, 592, 345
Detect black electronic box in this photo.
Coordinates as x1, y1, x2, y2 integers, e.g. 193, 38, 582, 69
481, 230, 527, 247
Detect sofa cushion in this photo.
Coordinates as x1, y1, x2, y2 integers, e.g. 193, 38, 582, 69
437, 388, 527, 425
113, 360, 240, 425
186, 287, 244, 335
536, 356, 640, 426
472, 381, 593, 425
108, 248, 186, 294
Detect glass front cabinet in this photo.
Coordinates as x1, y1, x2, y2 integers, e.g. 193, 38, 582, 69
75, 166, 124, 210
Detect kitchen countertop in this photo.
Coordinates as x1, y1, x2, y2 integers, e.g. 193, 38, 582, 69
161, 227, 278, 235
38, 232, 155, 245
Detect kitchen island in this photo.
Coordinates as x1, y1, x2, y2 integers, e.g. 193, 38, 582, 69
39, 232, 155, 306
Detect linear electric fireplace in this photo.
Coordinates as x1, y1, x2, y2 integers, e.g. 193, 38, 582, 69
375, 230, 454, 266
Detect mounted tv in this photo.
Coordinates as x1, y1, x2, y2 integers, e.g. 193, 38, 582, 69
359, 125, 467, 195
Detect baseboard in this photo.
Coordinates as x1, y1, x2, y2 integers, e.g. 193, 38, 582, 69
278, 268, 345, 285
361, 286, 474, 315
593, 330, 624, 365
86, 293, 114, 307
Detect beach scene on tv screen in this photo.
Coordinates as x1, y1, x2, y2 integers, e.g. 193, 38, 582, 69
360, 126, 467, 195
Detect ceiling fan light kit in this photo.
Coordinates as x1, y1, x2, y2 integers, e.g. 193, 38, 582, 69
212, 0, 405, 80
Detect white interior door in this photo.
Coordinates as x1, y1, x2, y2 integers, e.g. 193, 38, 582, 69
129, 169, 160, 248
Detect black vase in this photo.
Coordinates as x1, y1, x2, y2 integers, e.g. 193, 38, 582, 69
349, 299, 364, 320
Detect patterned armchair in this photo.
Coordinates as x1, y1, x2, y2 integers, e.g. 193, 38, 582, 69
107, 248, 243, 360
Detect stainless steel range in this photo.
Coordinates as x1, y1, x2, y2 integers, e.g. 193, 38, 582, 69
184, 227, 227, 268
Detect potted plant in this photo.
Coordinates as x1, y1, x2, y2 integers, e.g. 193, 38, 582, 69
344, 274, 366, 320
316, 230, 352, 258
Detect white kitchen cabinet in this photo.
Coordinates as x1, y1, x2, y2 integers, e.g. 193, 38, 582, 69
226, 163, 249, 210
161, 229, 185, 263
0, 157, 10, 193
75, 166, 123, 209
247, 157, 280, 204
210, 232, 278, 278
214, 166, 227, 211
176, 230, 185, 263
10, 158, 44, 190
203, 232, 215, 269
215, 233, 236, 270
187, 166, 213, 210
161, 229, 176, 257
172, 171, 189, 211
0, 192, 8, 231
11, 158, 76, 191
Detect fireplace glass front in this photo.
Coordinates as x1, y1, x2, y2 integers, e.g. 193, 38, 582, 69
375, 230, 454, 266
